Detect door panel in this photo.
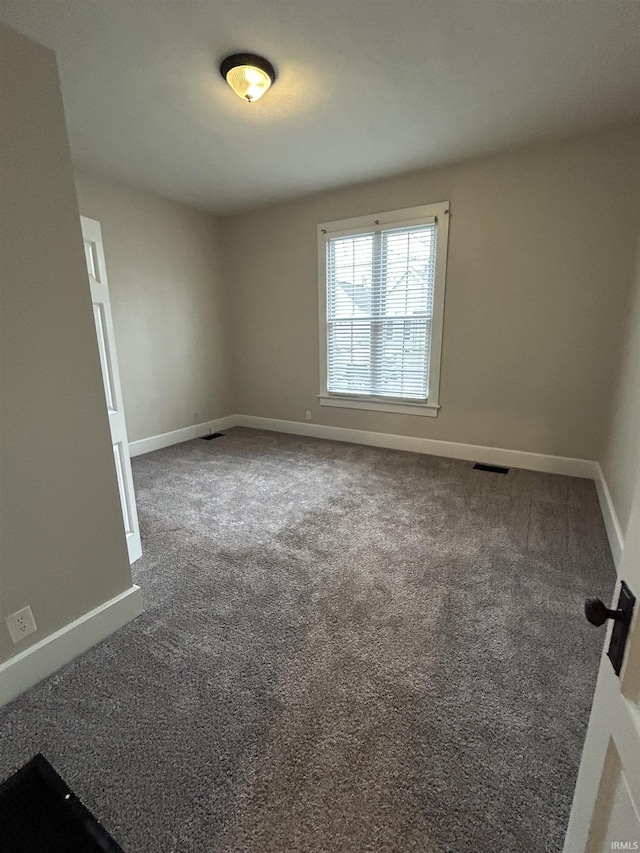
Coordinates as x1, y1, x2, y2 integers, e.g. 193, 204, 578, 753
92, 302, 116, 412
113, 441, 135, 537
586, 737, 640, 851
81, 216, 142, 564
600, 752, 640, 852
565, 476, 640, 851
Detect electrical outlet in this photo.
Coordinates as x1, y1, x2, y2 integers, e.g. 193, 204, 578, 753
305, 410, 312, 420
7, 605, 37, 644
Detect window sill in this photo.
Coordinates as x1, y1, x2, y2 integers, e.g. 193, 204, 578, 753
318, 394, 439, 417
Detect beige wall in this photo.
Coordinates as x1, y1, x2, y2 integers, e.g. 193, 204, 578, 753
221, 123, 640, 461
0, 24, 133, 665
74, 171, 233, 442
602, 235, 640, 537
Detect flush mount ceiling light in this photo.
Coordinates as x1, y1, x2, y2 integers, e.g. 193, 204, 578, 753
220, 53, 276, 103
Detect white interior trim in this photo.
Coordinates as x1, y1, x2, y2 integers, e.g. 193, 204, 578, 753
131, 413, 600, 478
318, 394, 439, 417
593, 463, 624, 571
4, 419, 621, 710
129, 414, 625, 564
129, 416, 237, 457
0, 585, 143, 709
234, 415, 598, 478
318, 201, 449, 414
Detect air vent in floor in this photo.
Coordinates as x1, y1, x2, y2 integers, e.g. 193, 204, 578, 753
473, 463, 509, 474
201, 432, 225, 441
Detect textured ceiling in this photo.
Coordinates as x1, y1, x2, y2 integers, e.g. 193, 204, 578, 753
2, 1, 640, 213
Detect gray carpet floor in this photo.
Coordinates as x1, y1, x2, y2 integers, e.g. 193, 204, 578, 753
0, 427, 614, 852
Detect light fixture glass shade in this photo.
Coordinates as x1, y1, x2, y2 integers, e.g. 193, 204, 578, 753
225, 65, 271, 102
220, 53, 276, 103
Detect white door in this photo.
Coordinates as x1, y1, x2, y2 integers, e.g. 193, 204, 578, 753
564, 473, 640, 850
81, 216, 142, 564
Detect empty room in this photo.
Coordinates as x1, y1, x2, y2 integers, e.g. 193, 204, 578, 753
1, 2, 640, 851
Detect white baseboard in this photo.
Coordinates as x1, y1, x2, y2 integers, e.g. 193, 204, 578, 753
0, 585, 143, 709
237, 415, 627, 565
129, 416, 237, 457
234, 415, 599, 479
593, 463, 624, 571
129, 413, 624, 563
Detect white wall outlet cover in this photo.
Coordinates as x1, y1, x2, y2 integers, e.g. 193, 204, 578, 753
6, 605, 37, 644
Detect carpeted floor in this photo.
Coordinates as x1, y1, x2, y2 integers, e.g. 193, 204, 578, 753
0, 427, 614, 852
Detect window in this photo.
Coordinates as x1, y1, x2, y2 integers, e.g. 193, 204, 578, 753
318, 202, 449, 417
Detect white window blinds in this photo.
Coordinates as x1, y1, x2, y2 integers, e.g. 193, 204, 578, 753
326, 222, 436, 400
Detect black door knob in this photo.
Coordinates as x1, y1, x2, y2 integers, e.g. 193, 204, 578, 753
584, 598, 624, 626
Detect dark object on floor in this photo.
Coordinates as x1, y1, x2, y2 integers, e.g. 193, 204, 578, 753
0, 754, 124, 853
473, 462, 510, 474
201, 432, 225, 440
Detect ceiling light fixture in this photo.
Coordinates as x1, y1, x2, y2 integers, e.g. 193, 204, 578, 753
219, 53, 276, 103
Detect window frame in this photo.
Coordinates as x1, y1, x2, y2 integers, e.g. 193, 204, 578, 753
318, 201, 450, 417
